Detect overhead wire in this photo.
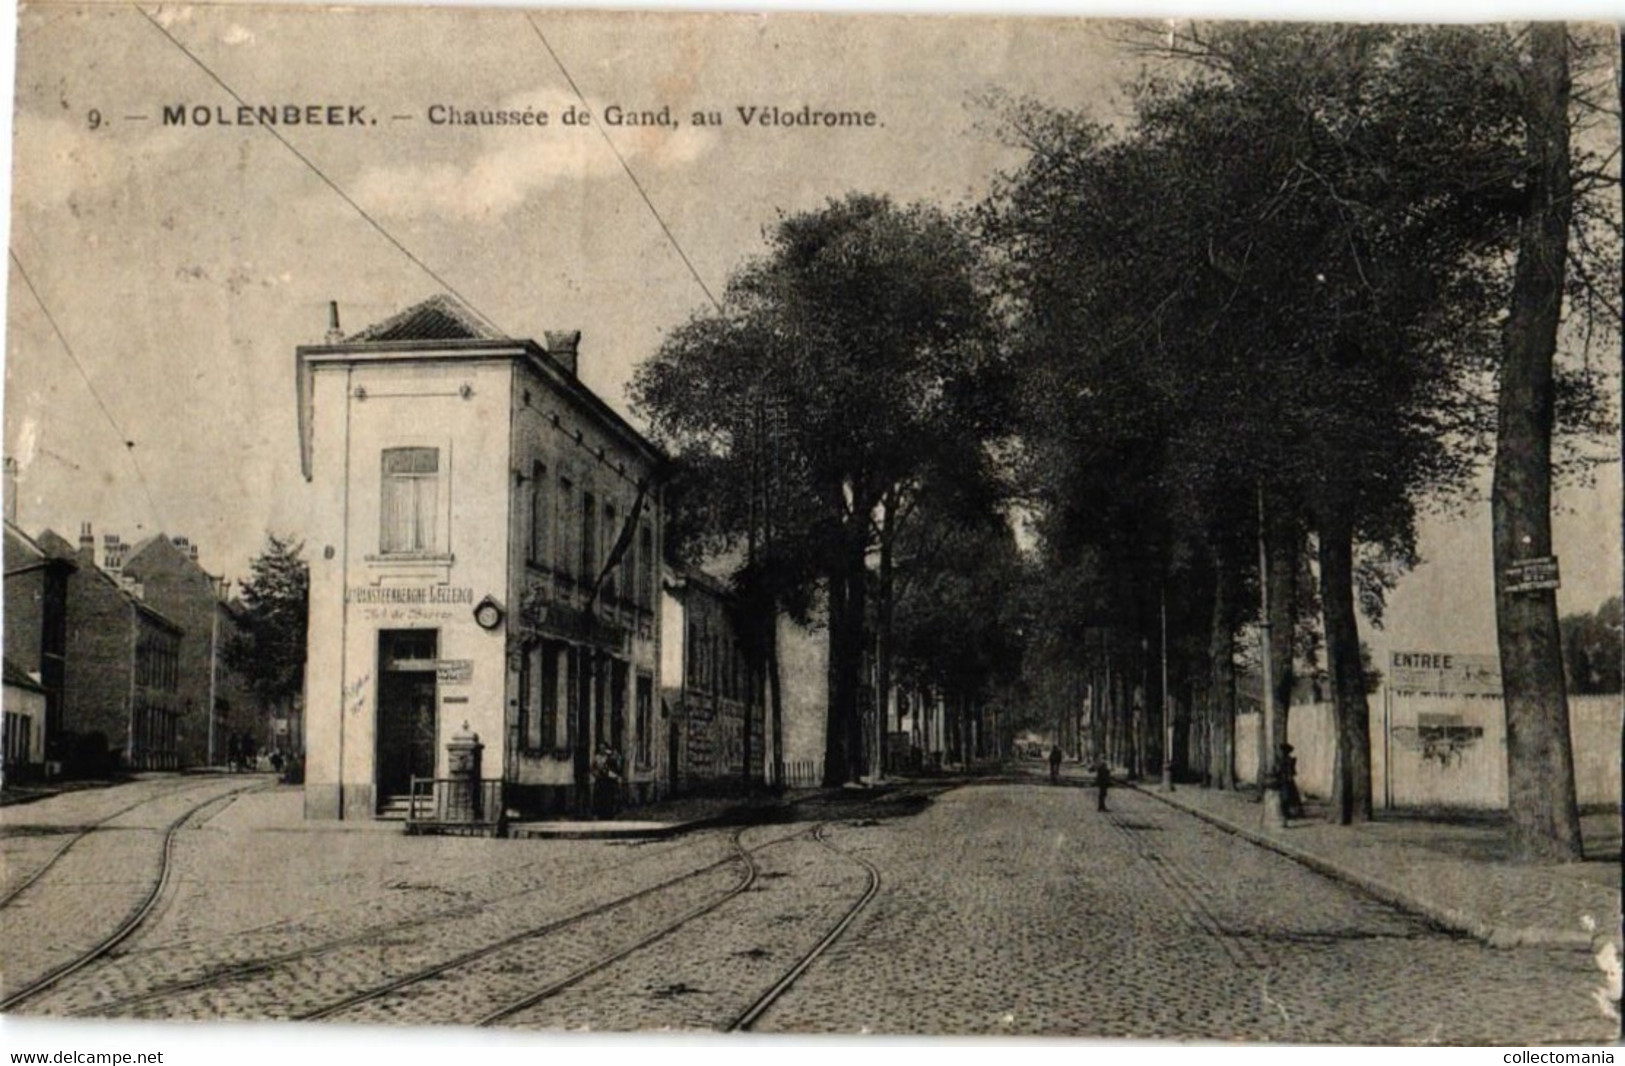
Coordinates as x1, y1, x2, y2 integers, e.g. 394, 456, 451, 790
526, 14, 723, 315
133, 4, 510, 340
8, 247, 166, 530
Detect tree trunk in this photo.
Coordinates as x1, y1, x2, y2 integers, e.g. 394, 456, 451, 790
875, 493, 897, 778
767, 622, 785, 791
1265, 503, 1299, 783
823, 563, 852, 787
1208, 553, 1237, 790
1318, 512, 1373, 823
1493, 22, 1583, 862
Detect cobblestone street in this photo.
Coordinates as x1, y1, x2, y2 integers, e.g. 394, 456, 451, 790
1, 774, 1617, 1043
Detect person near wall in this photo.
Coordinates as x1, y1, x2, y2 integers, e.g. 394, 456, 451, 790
592, 743, 624, 819
1280, 743, 1305, 819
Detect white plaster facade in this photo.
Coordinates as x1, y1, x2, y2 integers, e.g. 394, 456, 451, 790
297, 297, 665, 820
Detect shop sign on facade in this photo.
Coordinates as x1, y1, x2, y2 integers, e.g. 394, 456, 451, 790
436, 659, 474, 685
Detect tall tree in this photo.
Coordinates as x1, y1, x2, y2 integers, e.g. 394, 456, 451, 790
1493, 23, 1582, 861
223, 534, 310, 743
633, 193, 1002, 786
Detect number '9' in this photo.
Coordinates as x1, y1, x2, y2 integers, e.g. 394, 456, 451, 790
87, 109, 101, 130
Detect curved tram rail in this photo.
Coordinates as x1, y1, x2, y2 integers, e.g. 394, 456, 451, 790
470, 826, 769, 1027
0, 777, 222, 911
724, 820, 882, 1032
292, 826, 768, 1023
65, 822, 740, 1018
304, 793, 909, 1031
0, 782, 262, 1013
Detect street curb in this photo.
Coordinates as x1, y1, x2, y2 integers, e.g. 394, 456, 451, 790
1131, 783, 1597, 953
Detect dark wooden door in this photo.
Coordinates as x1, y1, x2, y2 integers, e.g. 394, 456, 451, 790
377, 630, 438, 804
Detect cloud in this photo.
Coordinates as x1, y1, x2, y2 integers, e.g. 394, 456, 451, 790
346, 88, 717, 223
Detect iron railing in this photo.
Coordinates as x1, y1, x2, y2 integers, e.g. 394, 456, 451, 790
404, 776, 505, 834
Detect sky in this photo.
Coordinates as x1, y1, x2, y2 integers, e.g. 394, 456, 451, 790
2, 3, 1620, 671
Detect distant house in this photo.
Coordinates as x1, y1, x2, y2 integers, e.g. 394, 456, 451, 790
36, 524, 183, 772
3, 520, 73, 771
3, 659, 48, 779
115, 532, 249, 766
297, 295, 668, 821
661, 566, 766, 794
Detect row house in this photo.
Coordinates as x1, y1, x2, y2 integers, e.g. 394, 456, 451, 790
3, 520, 72, 776
34, 525, 183, 771
110, 533, 251, 766
660, 567, 767, 794
297, 296, 667, 822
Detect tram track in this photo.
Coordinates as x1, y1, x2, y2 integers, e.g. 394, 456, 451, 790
60, 822, 755, 1019
321, 789, 921, 1029
33, 783, 938, 1026
0, 777, 224, 911
297, 823, 800, 1024
724, 819, 882, 1032
0, 780, 266, 1013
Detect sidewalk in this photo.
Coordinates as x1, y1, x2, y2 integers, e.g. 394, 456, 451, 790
508, 786, 829, 839
1135, 781, 1621, 953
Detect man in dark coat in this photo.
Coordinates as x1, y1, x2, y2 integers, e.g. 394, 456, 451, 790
1095, 761, 1111, 812
1048, 744, 1064, 784
1281, 743, 1305, 819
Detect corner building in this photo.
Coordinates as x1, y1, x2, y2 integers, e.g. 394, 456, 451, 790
297, 296, 666, 821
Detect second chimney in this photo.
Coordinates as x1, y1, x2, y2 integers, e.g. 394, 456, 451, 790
544, 331, 581, 376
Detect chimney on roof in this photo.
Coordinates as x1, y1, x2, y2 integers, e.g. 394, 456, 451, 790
544, 330, 581, 376
78, 522, 95, 567
325, 301, 344, 343
190, 545, 199, 563
104, 534, 127, 576
3, 457, 16, 525
120, 574, 144, 600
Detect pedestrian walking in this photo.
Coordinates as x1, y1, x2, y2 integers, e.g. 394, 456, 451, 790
226, 732, 242, 773
1280, 743, 1305, 819
1094, 761, 1111, 812
242, 732, 259, 772
1048, 743, 1063, 784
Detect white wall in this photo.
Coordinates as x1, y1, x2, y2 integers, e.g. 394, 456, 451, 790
305, 358, 514, 818
1235, 692, 1621, 809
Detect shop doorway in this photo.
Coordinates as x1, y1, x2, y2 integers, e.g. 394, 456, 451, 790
377, 629, 438, 804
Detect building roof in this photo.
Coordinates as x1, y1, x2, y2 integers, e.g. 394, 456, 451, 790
123, 532, 225, 585
33, 528, 77, 560
3, 520, 72, 577
31, 527, 184, 633
297, 294, 669, 481
346, 293, 505, 343
2, 658, 46, 693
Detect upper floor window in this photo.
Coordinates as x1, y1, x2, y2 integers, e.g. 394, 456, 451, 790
381, 447, 440, 554
638, 525, 654, 610
556, 477, 574, 579
580, 491, 598, 586
528, 461, 548, 566
602, 502, 618, 601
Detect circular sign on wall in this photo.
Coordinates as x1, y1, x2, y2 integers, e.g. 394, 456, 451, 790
473, 595, 505, 631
